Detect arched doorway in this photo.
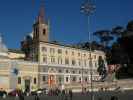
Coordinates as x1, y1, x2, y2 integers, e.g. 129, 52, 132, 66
48, 68, 57, 89
23, 76, 31, 92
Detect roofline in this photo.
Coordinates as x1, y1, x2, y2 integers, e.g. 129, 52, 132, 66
39, 41, 105, 54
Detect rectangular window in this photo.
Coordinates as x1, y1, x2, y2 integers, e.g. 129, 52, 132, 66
94, 55, 96, 59
72, 59, 76, 66
34, 78, 36, 84
78, 59, 81, 66
43, 76, 46, 81
18, 77, 21, 84
85, 77, 87, 82
43, 29, 46, 35
43, 56, 47, 63
78, 53, 80, 56
58, 57, 62, 64
50, 48, 55, 54
65, 50, 68, 55
66, 77, 68, 82
42, 47, 47, 52
72, 51, 74, 56
51, 56, 55, 63
72, 77, 76, 82
66, 69, 69, 73
84, 60, 86, 66
58, 69, 62, 73
58, 49, 62, 54
65, 58, 69, 65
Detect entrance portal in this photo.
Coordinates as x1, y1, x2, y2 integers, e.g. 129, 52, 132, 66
25, 80, 30, 92
48, 75, 56, 88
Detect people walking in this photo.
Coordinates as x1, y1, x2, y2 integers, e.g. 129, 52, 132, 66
19, 91, 24, 100
35, 94, 40, 100
69, 89, 73, 100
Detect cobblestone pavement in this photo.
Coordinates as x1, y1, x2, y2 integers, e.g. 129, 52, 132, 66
0, 90, 133, 100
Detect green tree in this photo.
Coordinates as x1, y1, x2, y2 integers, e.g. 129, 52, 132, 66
93, 30, 113, 49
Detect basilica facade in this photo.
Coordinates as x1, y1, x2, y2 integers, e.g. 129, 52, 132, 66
0, 4, 107, 92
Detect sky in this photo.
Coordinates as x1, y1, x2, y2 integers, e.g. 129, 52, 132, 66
0, 0, 133, 49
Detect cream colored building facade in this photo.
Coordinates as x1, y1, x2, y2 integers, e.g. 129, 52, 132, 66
0, 59, 38, 92
37, 42, 106, 89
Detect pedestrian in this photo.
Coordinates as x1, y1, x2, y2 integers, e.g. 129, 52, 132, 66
111, 96, 118, 100
35, 94, 40, 100
19, 90, 24, 100
98, 97, 103, 100
69, 89, 73, 100
61, 89, 65, 100
0, 88, 3, 97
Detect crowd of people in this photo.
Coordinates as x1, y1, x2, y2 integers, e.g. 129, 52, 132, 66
0, 88, 7, 98
48, 88, 73, 100
0, 87, 73, 100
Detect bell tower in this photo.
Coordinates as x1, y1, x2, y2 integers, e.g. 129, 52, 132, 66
31, 1, 49, 62
33, 2, 49, 43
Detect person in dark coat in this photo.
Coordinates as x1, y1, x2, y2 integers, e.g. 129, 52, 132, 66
69, 89, 73, 100
111, 96, 118, 100
19, 91, 24, 100
35, 94, 40, 100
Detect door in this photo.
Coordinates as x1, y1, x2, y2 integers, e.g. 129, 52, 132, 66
25, 80, 30, 92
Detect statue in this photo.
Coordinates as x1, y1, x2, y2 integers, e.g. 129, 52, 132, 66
97, 56, 107, 81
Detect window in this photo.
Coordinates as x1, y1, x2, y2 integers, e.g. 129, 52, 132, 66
65, 50, 68, 55
72, 70, 75, 74
42, 47, 47, 52
95, 62, 97, 67
84, 60, 87, 66
43, 76, 46, 81
34, 78, 36, 84
65, 58, 69, 65
59, 77, 62, 83
79, 70, 81, 74
51, 56, 55, 63
66, 77, 68, 82
85, 71, 88, 74
43, 29, 46, 35
94, 55, 96, 59
50, 48, 55, 54
66, 69, 69, 73
35, 28, 39, 37
72, 59, 76, 66
78, 59, 81, 66
18, 77, 21, 84
72, 77, 76, 82
58, 69, 62, 73
43, 68, 47, 72
85, 77, 87, 82
78, 53, 80, 56
58, 49, 62, 54
72, 51, 74, 56
79, 77, 81, 81
43, 56, 47, 63
58, 57, 62, 64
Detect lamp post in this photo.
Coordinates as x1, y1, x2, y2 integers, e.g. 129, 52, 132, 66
81, 0, 95, 100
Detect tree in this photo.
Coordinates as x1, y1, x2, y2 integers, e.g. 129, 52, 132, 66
21, 35, 33, 60
93, 30, 113, 49
127, 20, 133, 32
111, 26, 124, 38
